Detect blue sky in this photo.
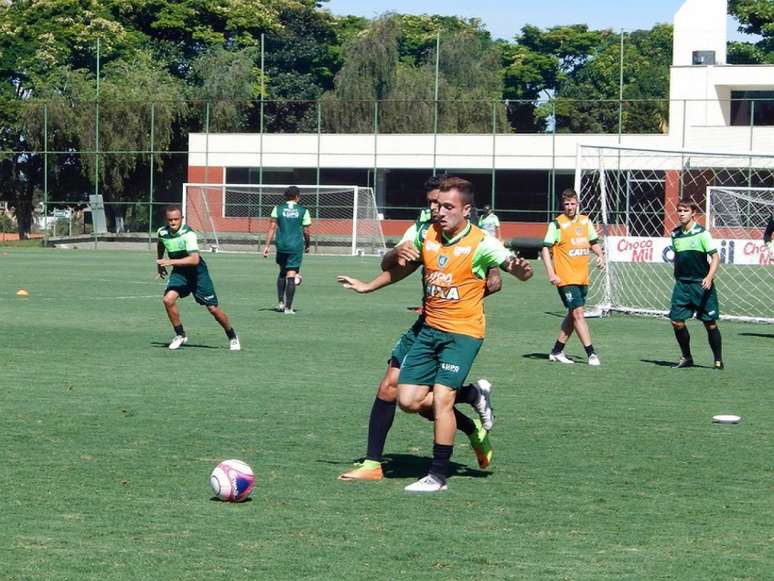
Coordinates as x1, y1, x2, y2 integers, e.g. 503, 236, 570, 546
324, 0, 757, 42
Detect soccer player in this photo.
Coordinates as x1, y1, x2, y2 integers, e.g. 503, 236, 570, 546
541, 188, 604, 366
337, 175, 499, 482
669, 198, 723, 369
156, 206, 240, 351
340, 177, 533, 492
262, 186, 311, 314
478, 204, 502, 241
764, 214, 774, 260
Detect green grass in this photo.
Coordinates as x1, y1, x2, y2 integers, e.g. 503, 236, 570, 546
1, 248, 772, 580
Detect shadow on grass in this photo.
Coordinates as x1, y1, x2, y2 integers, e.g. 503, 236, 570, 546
640, 359, 713, 369
209, 496, 254, 503
522, 352, 584, 364
150, 341, 220, 349
739, 332, 774, 339
323, 453, 491, 480
257, 307, 303, 314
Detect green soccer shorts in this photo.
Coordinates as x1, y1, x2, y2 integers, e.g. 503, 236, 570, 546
398, 323, 483, 389
669, 280, 720, 322
389, 316, 424, 367
276, 251, 303, 273
165, 268, 219, 307
558, 284, 588, 310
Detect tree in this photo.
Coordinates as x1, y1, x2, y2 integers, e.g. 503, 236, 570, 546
728, 0, 774, 63
321, 14, 506, 134
502, 24, 671, 134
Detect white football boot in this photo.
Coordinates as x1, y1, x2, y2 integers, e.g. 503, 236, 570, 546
472, 378, 495, 431
168, 335, 188, 350
404, 474, 448, 493
229, 337, 241, 351
549, 351, 574, 364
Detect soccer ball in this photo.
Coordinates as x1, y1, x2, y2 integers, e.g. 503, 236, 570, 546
294, 274, 303, 286
209, 459, 255, 502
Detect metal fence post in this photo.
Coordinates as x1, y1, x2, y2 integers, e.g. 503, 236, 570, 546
43, 104, 48, 245
491, 100, 496, 209
148, 102, 155, 248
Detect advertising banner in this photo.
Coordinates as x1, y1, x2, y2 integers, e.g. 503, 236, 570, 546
607, 236, 772, 266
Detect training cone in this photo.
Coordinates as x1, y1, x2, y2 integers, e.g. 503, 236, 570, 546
16, 289, 29, 297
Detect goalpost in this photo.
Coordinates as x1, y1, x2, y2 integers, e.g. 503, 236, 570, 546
575, 144, 774, 323
181, 183, 386, 255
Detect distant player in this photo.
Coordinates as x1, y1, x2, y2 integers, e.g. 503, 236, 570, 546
764, 214, 774, 260
541, 189, 604, 366
262, 186, 311, 314
669, 198, 723, 369
339, 178, 533, 492
478, 204, 502, 241
156, 206, 240, 351
337, 175, 499, 482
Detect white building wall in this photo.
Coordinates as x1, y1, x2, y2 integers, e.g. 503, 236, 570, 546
673, 0, 727, 66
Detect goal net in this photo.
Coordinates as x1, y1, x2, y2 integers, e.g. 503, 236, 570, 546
575, 144, 774, 323
182, 183, 386, 255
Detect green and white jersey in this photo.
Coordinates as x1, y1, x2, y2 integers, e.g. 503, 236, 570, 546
398, 208, 433, 245
478, 213, 500, 237
670, 222, 717, 281
157, 224, 207, 273
271, 201, 311, 253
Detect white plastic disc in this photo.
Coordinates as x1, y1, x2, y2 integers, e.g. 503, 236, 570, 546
712, 414, 741, 424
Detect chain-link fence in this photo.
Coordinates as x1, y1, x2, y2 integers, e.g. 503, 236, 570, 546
1, 96, 771, 246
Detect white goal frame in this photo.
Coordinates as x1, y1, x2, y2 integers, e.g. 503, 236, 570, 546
576, 143, 774, 323
181, 183, 386, 255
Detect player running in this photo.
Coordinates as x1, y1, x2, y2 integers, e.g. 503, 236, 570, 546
337, 175, 500, 482
541, 188, 604, 366
339, 177, 533, 492
156, 206, 240, 351
262, 186, 311, 315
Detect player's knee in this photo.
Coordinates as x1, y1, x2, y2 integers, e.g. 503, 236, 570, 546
571, 307, 585, 321
671, 320, 685, 329
397, 392, 422, 413
162, 294, 176, 308
376, 378, 398, 402
704, 321, 718, 330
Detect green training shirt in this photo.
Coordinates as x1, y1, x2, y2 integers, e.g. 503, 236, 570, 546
670, 222, 717, 281
398, 208, 434, 245
271, 201, 312, 253
157, 224, 207, 273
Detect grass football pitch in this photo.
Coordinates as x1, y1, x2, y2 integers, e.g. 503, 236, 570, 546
1, 248, 772, 579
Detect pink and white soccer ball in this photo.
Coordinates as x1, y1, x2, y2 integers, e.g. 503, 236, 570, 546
209, 459, 255, 502
294, 274, 303, 286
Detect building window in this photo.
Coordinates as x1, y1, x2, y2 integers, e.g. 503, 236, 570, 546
730, 91, 774, 126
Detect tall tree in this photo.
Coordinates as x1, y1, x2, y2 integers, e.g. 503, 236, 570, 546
502, 24, 671, 134
728, 0, 774, 63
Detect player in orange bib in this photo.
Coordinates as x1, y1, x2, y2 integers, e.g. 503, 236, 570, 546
338, 177, 533, 492
541, 188, 604, 365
